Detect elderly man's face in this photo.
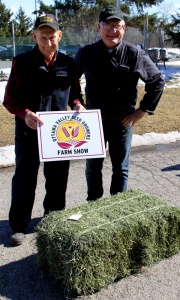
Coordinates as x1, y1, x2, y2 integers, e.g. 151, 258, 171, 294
98, 19, 126, 49
33, 26, 62, 60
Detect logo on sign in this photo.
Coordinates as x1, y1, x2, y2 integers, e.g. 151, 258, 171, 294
51, 115, 91, 155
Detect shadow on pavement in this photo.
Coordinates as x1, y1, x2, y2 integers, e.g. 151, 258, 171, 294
161, 164, 180, 171
0, 217, 77, 299
0, 254, 68, 300
161, 164, 180, 177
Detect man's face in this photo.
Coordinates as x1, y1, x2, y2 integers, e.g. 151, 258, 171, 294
33, 26, 62, 59
98, 19, 125, 49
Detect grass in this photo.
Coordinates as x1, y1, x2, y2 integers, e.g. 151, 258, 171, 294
0, 84, 179, 147
0, 105, 15, 147
134, 86, 180, 135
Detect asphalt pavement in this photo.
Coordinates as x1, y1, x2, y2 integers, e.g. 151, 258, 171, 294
0, 141, 180, 300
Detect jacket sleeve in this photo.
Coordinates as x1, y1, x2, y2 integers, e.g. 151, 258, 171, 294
3, 58, 30, 119
68, 55, 84, 109
136, 51, 165, 114
74, 47, 85, 79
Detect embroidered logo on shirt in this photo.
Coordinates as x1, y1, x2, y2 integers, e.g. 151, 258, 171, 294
56, 70, 67, 77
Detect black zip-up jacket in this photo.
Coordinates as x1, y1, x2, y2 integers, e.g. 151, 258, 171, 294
75, 39, 165, 121
3, 45, 83, 120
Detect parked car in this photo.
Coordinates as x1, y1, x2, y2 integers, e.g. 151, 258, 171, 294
148, 48, 172, 63
58, 47, 66, 54
0, 46, 8, 52
164, 54, 172, 61
148, 48, 160, 63
58, 44, 82, 57
160, 48, 172, 61
0, 44, 35, 60
135, 44, 144, 50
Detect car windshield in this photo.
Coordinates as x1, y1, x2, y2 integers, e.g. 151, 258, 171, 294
0, 46, 8, 51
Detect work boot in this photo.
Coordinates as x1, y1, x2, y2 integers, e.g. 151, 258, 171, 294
10, 232, 25, 246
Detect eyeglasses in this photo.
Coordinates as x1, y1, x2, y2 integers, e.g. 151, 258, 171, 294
100, 22, 124, 31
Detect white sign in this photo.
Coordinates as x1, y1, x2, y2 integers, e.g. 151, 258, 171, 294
37, 110, 106, 162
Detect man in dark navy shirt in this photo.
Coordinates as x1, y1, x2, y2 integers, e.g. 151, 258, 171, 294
75, 6, 165, 201
3, 14, 84, 246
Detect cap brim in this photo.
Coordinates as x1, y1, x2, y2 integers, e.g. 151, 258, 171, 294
35, 24, 59, 31
103, 16, 123, 22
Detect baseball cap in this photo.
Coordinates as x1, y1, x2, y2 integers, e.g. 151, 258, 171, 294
99, 6, 124, 23
34, 14, 59, 31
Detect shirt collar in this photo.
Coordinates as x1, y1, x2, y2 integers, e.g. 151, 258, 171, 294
37, 48, 57, 68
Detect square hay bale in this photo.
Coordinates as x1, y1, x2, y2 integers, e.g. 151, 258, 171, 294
36, 189, 180, 296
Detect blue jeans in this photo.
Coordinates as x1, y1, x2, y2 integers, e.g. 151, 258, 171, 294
86, 121, 133, 200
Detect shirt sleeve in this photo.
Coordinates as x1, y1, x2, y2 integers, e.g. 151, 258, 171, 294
3, 58, 30, 119
74, 47, 85, 79
136, 51, 165, 114
66, 56, 84, 109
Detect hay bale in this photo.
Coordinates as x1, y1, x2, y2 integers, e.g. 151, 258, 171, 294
36, 189, 180, 296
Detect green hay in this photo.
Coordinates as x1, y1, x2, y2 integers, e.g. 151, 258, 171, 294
36, 189, 180, 296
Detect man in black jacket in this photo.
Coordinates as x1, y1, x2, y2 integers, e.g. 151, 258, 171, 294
74, 6, 165, 201
3, 14, 84, 246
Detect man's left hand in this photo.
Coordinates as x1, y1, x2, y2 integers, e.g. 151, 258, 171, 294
122, 108, 146, 127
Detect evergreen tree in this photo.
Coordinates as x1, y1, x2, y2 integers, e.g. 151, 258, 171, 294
53, 0, 82, 14
0, 1, 13, 37
35, 0, 55, 16
165, 12, 180, 47
53, 0, 164, 14
14, 6, 33, 37
127, 13, 160, 33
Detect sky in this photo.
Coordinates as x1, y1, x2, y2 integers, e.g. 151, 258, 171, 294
0, 59, 180, 168
3, 0, 180, 19
4, 0, 54, 19
143, 0, 180, 15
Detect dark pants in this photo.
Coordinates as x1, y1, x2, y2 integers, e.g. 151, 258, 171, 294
86, 121, 133, 201
9, 119, 70, 232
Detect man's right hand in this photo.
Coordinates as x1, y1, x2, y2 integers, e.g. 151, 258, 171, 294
73, 103, 86, 113
25, 111, 44, 130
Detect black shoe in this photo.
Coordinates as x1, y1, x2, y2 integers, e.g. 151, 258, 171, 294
10, 232, 25, 246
